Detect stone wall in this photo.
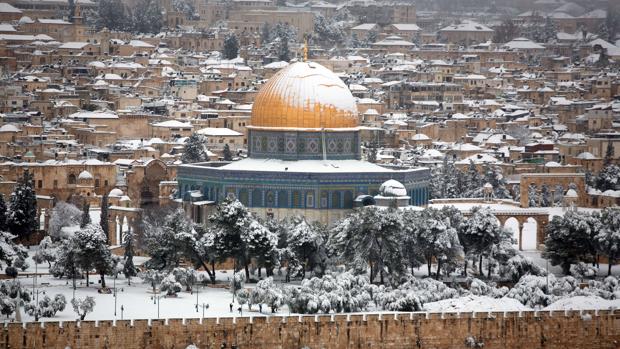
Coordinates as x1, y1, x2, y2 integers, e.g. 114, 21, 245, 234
1, 310, 619, 349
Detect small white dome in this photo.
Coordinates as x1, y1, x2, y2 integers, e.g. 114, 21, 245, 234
483, 182, 493, 189
78, 170, 93, 180
120, 195, 131, 201
565, 189, 578, 198
545, 161, 561, 167
109, 188, 124, 197
412, 133, 430, 140
379, 179, 407, 197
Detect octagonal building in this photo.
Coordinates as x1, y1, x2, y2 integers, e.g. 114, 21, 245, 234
177, 61, 430, 224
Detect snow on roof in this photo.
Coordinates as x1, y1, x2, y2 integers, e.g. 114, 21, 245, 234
58, 42, 89, 49
0, 23, 16, 32
0, 34, 54, 41
196, 127, 242, 136
69, 110, 118, 119
545, 161, 561, 167
391, 23, 421, 31
456, 153, 500, 164
199, 158, 423, 174
503, 38, 545, 50
264, 61, 289, 69
129, 40, 154, 48
152, 120, 192, 128
351, 23, 377, 30
38, 18, 71, 24
440, 20, 493, 32
0, 3, 22, 13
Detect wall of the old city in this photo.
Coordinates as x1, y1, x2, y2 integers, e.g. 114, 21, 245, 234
1, 311, 618, 349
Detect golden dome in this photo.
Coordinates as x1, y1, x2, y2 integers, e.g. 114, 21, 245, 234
251, 62, 358, 129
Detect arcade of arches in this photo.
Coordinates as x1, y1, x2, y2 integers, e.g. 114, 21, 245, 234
520, 173, 586, 208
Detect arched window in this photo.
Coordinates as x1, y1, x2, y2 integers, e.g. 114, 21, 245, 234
292, 190, 301, 208
252, 189, 262, 207
277, 190, 288, 208
265, 191, 275, 207
68, 174, 77, 185
331, 191, 341, 209
305, 191, 314, 208
343, 191, 354, 209
239, 189, 249, 206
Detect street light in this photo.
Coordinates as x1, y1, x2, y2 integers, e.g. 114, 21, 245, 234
151, 295, 164, 319
120, 305, 124, 320
113, 274, 117, 317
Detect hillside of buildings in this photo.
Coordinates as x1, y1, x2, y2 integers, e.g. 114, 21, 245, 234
0, 0, 619, 348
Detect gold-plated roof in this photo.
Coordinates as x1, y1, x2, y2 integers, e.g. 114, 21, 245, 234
251, 62, 359, 129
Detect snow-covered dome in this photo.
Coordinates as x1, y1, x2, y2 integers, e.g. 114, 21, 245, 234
78, 170, 93, 180
545, 161, 561, 167
412, 133, 430, 140
251, 61, 358, 129
379, 179, 407, 197
576, 152, 597, 160
18, 16, 34, 24
565, 189, 578, 198
483, 182, 493, 189
109, 188, 124, 197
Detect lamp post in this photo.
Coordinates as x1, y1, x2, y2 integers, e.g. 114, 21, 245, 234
151, 295, 163, 319
195, 282, 199, 313
120, 305, 124, 320
113, 274, 117, 317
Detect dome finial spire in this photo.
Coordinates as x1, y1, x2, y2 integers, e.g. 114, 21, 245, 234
303, 37, 308, 62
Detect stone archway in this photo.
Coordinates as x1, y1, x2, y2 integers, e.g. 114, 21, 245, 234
140, 160, 167, 207
107, 206, 142, 246
520, 173, 586, 208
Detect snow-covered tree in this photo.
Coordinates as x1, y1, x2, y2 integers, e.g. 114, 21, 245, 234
50, 237, 80, 287
0, 231, 27, 269
122, 228, 138, 285
229, 271, 245, 300
71, 296, 95, 320
92, 0, 129, 31
172, 0, 196, 19
458, 207, 507, 276
7, 170, 37, 239
0, 194, 7, 231
171, 267, 198, 292
236, 288, 250, 310
462, 161, 483, 197
313, 14, 346, 47
160, 273, 182, 296
287, 219, 326, 278
131, 0, 163, 34
223, 33, 239, 59
223, 143, 233, 161
211, 199, 276, 280
80, 202, 91, 228
375, 277, 459, 311
48, 201, 81, 240
250, 277, 283, 313
499, 254, 546, 283
413, 208, 463, 278
595, 164, 620, 191
543, 210, 600, 275
330, 206, 405, 284
0, 279, 30, 320
284, 272, 373, 314
100, 194, 109, 243
73, 224, 114, 288
33, 236, 56, 267
141, 269, 165, 296
430, 157, 461, 199
25, 294, 66, 320
597, 208, 620, 276
181, 133, 209, 163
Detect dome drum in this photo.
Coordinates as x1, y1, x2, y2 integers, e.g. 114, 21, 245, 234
248, 128, 361, 160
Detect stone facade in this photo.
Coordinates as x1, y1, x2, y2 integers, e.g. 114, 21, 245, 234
1, 311, 618, 349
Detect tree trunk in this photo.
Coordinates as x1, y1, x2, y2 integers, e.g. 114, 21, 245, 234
463, 259, 468, 277
478, 255, 483, 276
487, 261, 492, 279
427, 261, 432, 277
100, 273, 106, 288
244, 263, 250, 281
436, 258, 441, 280
258, 267, 262, 278
609, 259, 613, 276
86, 270, 89, 287
211, 261, 216, 284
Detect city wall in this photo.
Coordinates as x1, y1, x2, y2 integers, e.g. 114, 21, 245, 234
2, 310, 619, 349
